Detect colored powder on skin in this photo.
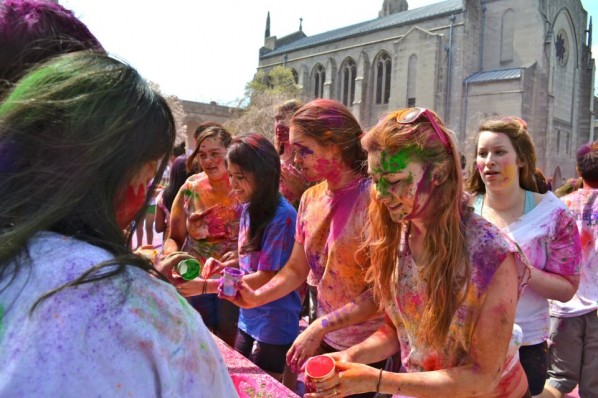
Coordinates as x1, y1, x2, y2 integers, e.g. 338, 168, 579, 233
375, 149, 416, 196
503, 164, 518, 180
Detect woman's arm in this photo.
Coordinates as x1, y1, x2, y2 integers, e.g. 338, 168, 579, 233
527, 209, 581, 302
225, 242, 310, 308
311, 253, 523, 398
162, 188, 187, 255
526, 268, 579, 302
154, 201, 167, 234
286, 290, 383, 372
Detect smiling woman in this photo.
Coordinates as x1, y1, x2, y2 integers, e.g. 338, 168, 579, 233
162, 126, 242, 347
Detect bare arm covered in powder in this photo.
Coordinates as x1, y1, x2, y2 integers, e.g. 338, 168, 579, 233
286, 289, 381, 372
224, 242, 310, 308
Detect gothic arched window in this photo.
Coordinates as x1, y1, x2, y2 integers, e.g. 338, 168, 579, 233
501, 9, 515, 63
340, 58, 356, 107
291, 68, 299, 84
313, 64, 326, 98
407, 54, 417, 107
375, 52, 391, 104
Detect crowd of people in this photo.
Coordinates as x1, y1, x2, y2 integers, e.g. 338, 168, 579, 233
1, 1, 596, 398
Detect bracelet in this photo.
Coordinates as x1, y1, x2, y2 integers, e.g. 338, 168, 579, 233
202, 279, 208, 295
376, 368, 383, 393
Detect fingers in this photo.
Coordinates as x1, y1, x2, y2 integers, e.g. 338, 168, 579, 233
286, 345, 297, 367
156, 251, 192, 282
201, 257, 222, 279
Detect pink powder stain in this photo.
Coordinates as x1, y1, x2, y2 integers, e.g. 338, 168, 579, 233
313, 158, 338, 183
580, 229, 592, 257
421, 352, 441, 371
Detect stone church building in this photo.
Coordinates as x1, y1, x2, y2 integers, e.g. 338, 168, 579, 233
257, 0, 595, 183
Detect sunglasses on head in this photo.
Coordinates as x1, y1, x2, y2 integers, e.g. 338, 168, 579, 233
395, 107, 453, 155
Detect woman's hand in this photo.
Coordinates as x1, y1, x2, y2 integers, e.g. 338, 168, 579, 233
155, 251, 192, 285
305, 361, 379, 398
219, 279, 260, 309
280, 163, 308, 201
176, 278, 208, 297
202, 257, 225, 278
286, 321, 327, 373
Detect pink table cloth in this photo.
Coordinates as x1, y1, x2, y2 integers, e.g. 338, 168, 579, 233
213, 333, 300, 398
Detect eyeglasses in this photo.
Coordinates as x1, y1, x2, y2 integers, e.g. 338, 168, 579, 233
395, 107, 453, 155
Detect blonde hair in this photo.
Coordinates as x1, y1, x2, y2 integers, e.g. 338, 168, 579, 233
360, 109, 469, 348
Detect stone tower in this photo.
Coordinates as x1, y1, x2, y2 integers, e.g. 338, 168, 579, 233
379, 0, 408, 17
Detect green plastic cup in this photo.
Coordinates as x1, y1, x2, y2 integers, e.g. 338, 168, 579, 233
176, 259, 201, 280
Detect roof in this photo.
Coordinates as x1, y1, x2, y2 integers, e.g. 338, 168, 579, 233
465, 67, 523, 83
260, 0, 463, 59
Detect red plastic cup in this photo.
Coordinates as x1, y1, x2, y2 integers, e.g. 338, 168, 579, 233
305, 355, 335, 392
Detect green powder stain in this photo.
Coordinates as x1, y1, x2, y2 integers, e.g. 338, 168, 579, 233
183, 189, 194, 198
374, 149, 413, 195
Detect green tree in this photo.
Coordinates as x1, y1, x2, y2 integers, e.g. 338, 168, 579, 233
225, 66, 304, 141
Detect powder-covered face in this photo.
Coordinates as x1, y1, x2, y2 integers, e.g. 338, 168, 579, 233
115, 160, 158, 228
476, 131, 523, 192
289, 127, 345, 184
227, 162, 255, 203
368, 149, 434, 223
198, 136, 228, 180
274, 111, 292, 147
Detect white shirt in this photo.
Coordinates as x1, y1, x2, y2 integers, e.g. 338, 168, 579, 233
0, 232, 237, 397
550, 188, 598, 317
501, 192, 581, 345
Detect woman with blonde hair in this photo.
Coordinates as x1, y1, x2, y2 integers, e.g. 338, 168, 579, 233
308, 108, 531, 397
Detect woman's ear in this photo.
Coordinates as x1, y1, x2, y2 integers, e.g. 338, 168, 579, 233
432, 164, 450, 186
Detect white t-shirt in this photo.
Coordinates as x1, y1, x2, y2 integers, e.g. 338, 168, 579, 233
0, 232, 236, 397
501, 192, 581, 345
550, 188, 598, 317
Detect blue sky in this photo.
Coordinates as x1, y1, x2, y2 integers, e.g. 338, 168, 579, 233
61, 0, 598, 104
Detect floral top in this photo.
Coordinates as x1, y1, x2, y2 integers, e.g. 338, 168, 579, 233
295, 176, 383, 350
178, 172, 241, 264
551, 188, 598, 317
0, 232, 236, 397
386, 212, 530, 397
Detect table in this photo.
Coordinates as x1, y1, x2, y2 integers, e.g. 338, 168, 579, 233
213, 333, 300, 398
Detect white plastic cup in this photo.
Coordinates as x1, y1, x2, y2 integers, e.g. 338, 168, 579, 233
221, 267, 243, 296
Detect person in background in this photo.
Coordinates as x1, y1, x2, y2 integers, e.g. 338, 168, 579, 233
228, 99, 385, 398
541, 141, 598, 398
0, 0, 103, 97
466, 116, 581, 397
0, 52, 235, 397
163, 126, 241, 347
554, 177, 583, 198
155, 142, 187, 236
171, 133, 301, 382
274, 99, 310, 208
534, 168, 552, 194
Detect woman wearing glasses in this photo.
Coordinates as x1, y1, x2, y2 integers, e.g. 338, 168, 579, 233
305, 108, 532, 397
228, 99, 384, 397
465, 117, 581, 396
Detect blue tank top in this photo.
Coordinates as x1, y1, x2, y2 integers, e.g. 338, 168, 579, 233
473, 190, 535, 216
